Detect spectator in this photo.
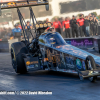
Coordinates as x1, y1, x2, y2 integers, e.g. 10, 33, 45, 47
12, 24, 22, 41
60, 17, 65, 36
46, 18, 50, 23
93, 16, 98, 36
53, 18, 62, 34
60, 17, 65, 25
62, 17, 71, 38
70, 15, 78, 38
18, 24, 22, 29
81, 14, 85, 36
25, 21, 33, 39
88, 13, 92, 18
77, 15, 85, 37
84, 16, 90, 37
25, 21, 32, 30
90, 16, 94, 36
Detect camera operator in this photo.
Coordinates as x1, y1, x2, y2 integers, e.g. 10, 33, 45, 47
70, 15, 78, 38
93, 16, 98, 36
12, 24, 22, 41
90, 16, 94, 36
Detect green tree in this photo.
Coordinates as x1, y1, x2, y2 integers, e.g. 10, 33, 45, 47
92, 12, 97, 16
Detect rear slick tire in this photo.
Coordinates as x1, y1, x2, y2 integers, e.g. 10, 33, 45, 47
85, 55, 97, 82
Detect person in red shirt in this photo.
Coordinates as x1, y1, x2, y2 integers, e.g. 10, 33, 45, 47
62, 17, 71, 38
53, 18, 61, 34
18, 24, 22, 30
77, 15, 85, 37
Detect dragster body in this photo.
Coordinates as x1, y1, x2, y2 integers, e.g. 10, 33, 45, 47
37, 32, 100, 80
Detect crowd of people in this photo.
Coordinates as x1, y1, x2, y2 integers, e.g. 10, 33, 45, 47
49, 13, 99, 38
0, 21, 32, 41
0, 13, 99, 41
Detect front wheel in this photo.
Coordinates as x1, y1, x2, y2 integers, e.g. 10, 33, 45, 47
11, 42, 28, 74
85, 55, 97, 82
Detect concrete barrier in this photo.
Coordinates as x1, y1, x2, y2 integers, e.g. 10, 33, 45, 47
0, 41, 9, 52
0, 36, 100, 53
0, 39, 18, 52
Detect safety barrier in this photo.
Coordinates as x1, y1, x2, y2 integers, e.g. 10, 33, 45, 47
65, 37, 94, 49
0, 39, 18, 52
65, 36, 100, 53
0, 36, 100, 53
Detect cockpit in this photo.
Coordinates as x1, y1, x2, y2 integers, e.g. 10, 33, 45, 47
39, 32, 66, 47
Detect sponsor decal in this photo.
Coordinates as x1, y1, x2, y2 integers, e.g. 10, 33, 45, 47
76, 59, 82, 69
27, 64, 38, 69
26, 61, 38, 66
49, 38, 55, 40
7, 2, 16, 5
65, 56, 75, 68
82, 61, 86, 70
27, 65, 35, 69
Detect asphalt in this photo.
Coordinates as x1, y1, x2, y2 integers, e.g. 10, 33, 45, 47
0, 53, 100, 100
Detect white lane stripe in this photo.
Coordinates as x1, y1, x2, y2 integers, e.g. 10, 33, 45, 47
0, 70, 15, 74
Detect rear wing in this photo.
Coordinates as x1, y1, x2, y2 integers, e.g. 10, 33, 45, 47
0, 0, 49, 9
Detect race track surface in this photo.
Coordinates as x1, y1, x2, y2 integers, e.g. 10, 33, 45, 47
0, 53, 100, 100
